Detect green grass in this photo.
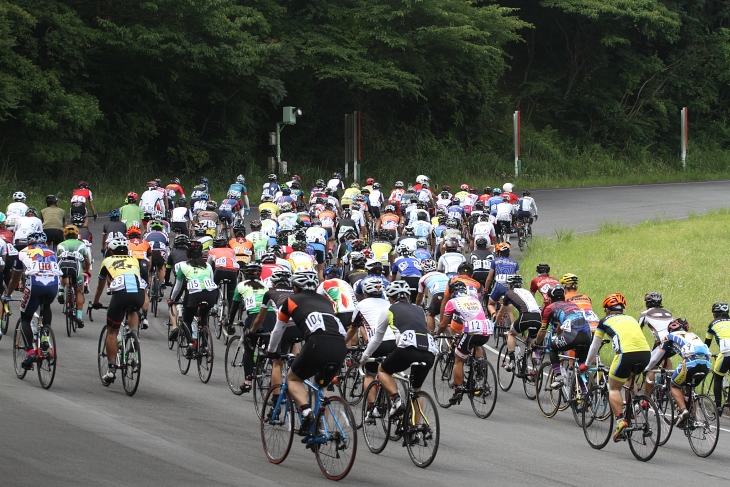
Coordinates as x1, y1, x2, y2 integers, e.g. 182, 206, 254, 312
519, 208, 730, 364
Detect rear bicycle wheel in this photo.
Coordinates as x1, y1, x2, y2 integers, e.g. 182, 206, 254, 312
177, 331, 191, 375
315, 396, 357, 481
651, 384, 674, 446
496, 342, 515, 391
97, 325, 111, 386
628, 394, 659, 462
1, 307, 10, 339
517, 228, 525, 251
37, 326, 56, 389
197, 325, 214, 383
470, 360, 497, 419
211, 291, 222, 340
13, 320, 29, 379
217, 294, 228, 341
687, 394, 720, 457
224, 336, 245, 395
536, 363, 560, 418
150, 274, 159, 318
253, 357, 274, 418
361, 380, 391, 453
405, 391, 440, 468
432, 352, 455, 408
65, 287, 73, 337
260, 384, 295, 464
582, 385, 613, 449
522, 355, 537, 400
122, 332, 141, 396
340, 363, 364, 406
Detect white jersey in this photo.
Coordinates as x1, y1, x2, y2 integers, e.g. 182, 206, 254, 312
638, 307, 674, 344
495, 202, 514, 222
14, 216, 43, 244
327, 179, 344, 192
350, 210, 365, 229
140, 189, 164, 214
171, 207, 192, 223
462, 194, 478, 209
369, 190, 384, 207
437, 252, 466, 275
472, 221, 496, 242
277, 212, 298, 231
353, 298, 395, 342
6, 202, 28, 229
306, 227, 328, 246
192, 200, 208, 213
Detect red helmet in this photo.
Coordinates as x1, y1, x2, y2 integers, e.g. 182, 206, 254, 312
126, 192, 138, 203
293, 174, 301, 181
78, 181, 89, 189
126, 226, 142, 238
460, 184, 469, 191
366, 178, 375, 185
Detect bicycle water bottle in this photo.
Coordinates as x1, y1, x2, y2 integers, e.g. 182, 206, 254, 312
117, 329, 123, 347
253, 346, 258, 364
192, 320, 198, 340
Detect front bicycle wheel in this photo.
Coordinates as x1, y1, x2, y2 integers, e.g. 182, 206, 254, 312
651, 384, 674, 446
340, 363, 364, 406
177, 332, 191, 375
571, 373, 595, 427
253, 357, 274, 418
470, 360, 497, 419
97, 325, 112, 386
150, 274, 159, 318
197, 325, 214, 383
65, 287, 73, 337
536, 362, 560, 418
687, 394, 720, 457
122, 332, 141, 396
37, 326, 57, 389
315, 396, 358, 481
432, 352, 455, 408
224, 336, 245, 395
260, 384, 294, 464
496, 342, 515, 391
211, 292, 222, 340
522, 355, 537, 400
628, 394, 659, 462
582, 385, 613, 449
405, 391, 440, 468
361, 380, 391, 454
13, 319, 29, 379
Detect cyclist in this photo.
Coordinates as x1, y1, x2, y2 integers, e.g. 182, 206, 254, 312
516, 190, 537, 231
326, 172, 345, 197
14, 207, 43, 253
140, 180, 168, 216
376, 205, 400, 242
416, 259, 448, 332
228, 175, 250, 215
536, 285, 591, 388
470, 237, 493, 286
6, 191, 28, 231
41, 195, 66, 250
287, 240, 316, 274
439, 263, 482, 323
530, 263, 559, 307
392, 244, 421, 302
413, 239, 431, 262
102, 208, 127, 254
165, 177, 185, 210
645, 318, 711, 427
436, 281, 492, 406
305, 219, 327, 282
266, 271, 347, 434
91, 236, 145, 384
371, 230, 395, 276
219, 191, 244, 229
414, 175, 430, 192
261, 174, 280, 202
71, 181, 97, 224
170, 198, 192, 236
502, 182, 519, 204
317, 266, 359, 334
494, 194, 514, 242
144, 220, 169, 294
120, 192, 144, 230
127, 226, 151, 329
704, 302, 730, 412
56, 226, 91, 327
484, 242, 519, 316
360, 280, 438, 418
3, 232, 61, 368
471, 213, 495, 252
191, 222, 213, 255
228, 225, 254, 267
581, 293, 651, 441
494, 275, 541, 372
190, 177, 210, 209
637, 291, 674, 394
437, 239, 465, 278
344, 252, 368, 286
169, 240, 219, 359
369, 182, 385, 219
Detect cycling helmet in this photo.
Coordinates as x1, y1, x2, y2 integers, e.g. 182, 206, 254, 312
436, 208, 446, 216
492, 188, 501, 196
478, 213, 489, 222
460, 184, 469, 191
147, 180, 158, 189
445, 239, 459, 252
311, 218, 322, 227
186, 240, 204, 258
547, 285, 565, 301
343, 229, 358, 241
365, 260, 383, 273
295, 201, 305, 210
25, 207, 39, 218
361, 277, 384, 296
244, 263, 262, 278
416, 201, 427, 210
712, 302, 730, 314
12, 191, 25, 201
523, 190, 531, 196
151, 209, 163, 220
384, 205, 396, 214
440, 191, 450, 200
373, 183, 381, 190
193, 222, 207, 235
291, 181, 301, 189
396, 243, 412, 256
350, 182, 360, 190
324, 202, 334, 211
416, 175, 429, 184
64, 225, 79, 238
483, 186, 491, 195
449, 280, 468, 296
171, 177, 181, 185
107, 236, 128, 252
469, 186, 478, 194
644, 291, 663, 308
416, 239, 428, 249
501, 194, 510, 202
506, 274, 523, 288
377, 229, 391, 240
108, 208, 121, 220
291, 271, 318, 291
259, 251, 275, 264
227, 190, 239, 199
420, 259, 437, 273
261, 194, 274, 202
443, 185, 451, 193
325, 265, 341, 278
366, 178, 375, 185
177, 197, 187, 207
325, 188, 334, 196
351, 239, 366, 252
280, 202, 293, 213
127, 192, 138, 204
350, 252, 367, 267
495, 242, 510, 253
602, 293, 627, 311
292, 175, 301, 182
199, 193, 209, 200
536, 263, 550, 275
403, 225, 415, 236
394, 181, 404, 189
126, 226, 142, 238
667, 318, 689, 333
212, 236, 228, 248
71, 213, 85, 226
199, 177, 209, 185
27, 231, 47, 244
560, 273, 579, 288
270, 268, 292, 285
385, 280, 411, 300
475, 236, 489, 248
259, 209, 272, 219
150, 221, 164, 231
78, 181, 90, 189
422, 182, 430, 189
503, 183, 514, 193
475, 201, 485, 210
249, 220, 262, 231
409, 195, 418, 204
282, 187, 292, 196
174, 234, 190, 248
291, 240, 306, 251
268, 174, 277, 181
236, 174, 245, 184
204, 201, 216, 211
46, 195, 58, 206
446, 218, 458, 228
332, 172, 342, 179
452, 197, 461, 206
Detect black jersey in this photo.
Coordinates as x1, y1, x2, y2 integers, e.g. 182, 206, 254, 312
262, 284, 295, 311
277, 290, 347, 340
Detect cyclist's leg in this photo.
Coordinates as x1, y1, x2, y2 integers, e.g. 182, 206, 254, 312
713, 352, 730, 409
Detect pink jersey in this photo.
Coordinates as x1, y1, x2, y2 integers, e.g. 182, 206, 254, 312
443, 295, 492, 336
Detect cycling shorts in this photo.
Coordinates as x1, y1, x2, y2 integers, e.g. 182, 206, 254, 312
59, 260, 83, 287
517, 211, 532, 220
218, 211, 233, 225
511, 312, 541, 335
713, 353, 730, 377
337, 311, 353, 330
364, 341, 397, 376
380, 346, 435, 389
19, 280, 57, 317
107, 290, 145, 329
280, 321, 304, 354
609, 350, 651, 383
672, 358, 711, 387
290, 334, 347, 385
489, 283, 509, 302
455, 334, 489, 360
428, 292, 444, 317
550, 330, 591, 363
150, 250, 165, 270
213, 269, 237, 301
403, 276, 420, 303
170, 222, 189, 236
472, 271, 489, 286
137, 259, 149, 283
45, 229, 65, 248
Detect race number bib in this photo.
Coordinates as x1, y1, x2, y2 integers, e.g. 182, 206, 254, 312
305, 312, 326, 333
187, 279, 202, 293
560, 318, 572, 333
215, 257, 228, 268
719, 338, 730, 354
244, 295, 256, 310
203, 278, 217, 290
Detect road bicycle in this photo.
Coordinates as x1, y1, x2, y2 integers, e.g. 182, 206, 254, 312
582, 364, 660, 462
210, 277, 233, 341
360, 358, 439, 468
148, 261, 162, 318
224, 328, 271, 405
90, 304, 141, 396
432, 334, 497, 418
260, 355, 357, 480
700, 354, 730, 413
497, 332, 544, 399
516, 216, 533, 251
10, 298, 57, 390
173, 301, 214, 383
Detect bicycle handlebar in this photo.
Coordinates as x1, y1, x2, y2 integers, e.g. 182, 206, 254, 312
87, 303, 109, 322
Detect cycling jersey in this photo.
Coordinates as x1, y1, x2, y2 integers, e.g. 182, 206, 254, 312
379, 213, 399, 230
259, 201, 279, 217
120, 204, 144, 229
232, 281, 267, 314
353, 298, 395, 340
413, 248, 431, 262
317, 279, 358, 313
443, 295, 492, 336
144, 231, 169, 252
165, 183, 185, 199
393, 256, 421, 278
260, 219, 278, 241
139, 189, 165, 214
71, 188, 93, 205
371, 241, 394, 267
207, 247, 239, 271
98, 255, 145, 292
705, 318, 730, 347
171, 207, 192, 223
173, 263, 217, 300
287, 251, 315, 273
638, 307, 674, 345
278, 212, 300, 231
128, 238, 151, 261
228, 182, 247, 197
270, 290, 347, 347
335, 218, 358, 240
418, 271, 449, 295
564, 291, 599, 332
501, 288, 541, 316
489, 256, 519, 284
218, 198, 242, 223
595, 314, 651, 354
541, 301, 590, 333
447, 205, 464, 221
386, 300, 438, 353
656, 331, 710, 361
471, 221, 495, 243
145, 220, 170, 235
262, 182, 280, 200
191, 183, 209, 201
517, 196, 537, 214
470, 249, 493, 276
530, 275, 559, 305
437, 252, 465, 276
14, 216, 43, 244
305, 226, 327, 246
56, 239, 89, 263
495, 202, 514, 222
16, 244, 62, 284
318, 210, 336, 230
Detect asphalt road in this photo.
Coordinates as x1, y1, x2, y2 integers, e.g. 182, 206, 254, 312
2, 179, 730, 486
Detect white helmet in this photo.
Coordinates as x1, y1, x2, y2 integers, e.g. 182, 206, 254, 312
416, 175, 429, 185
503, 183, 514, 193
236, 174, 245, 184
108, 236, 129, 251
152, 210, 164, 220
385, 280, 412, 300
13, 191, 25, 201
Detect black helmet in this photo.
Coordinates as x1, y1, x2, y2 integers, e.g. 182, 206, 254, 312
46, 194, 58, 206
244, 263, 262, 278
186, 240, 204, 259
213, 236, 228, 248
644, 291, 663, 308
536, 263, 550, 275
448, 280, 468, 296
174, 234, 190, 248
712, 302, 729, 315
547, 285, 565, 302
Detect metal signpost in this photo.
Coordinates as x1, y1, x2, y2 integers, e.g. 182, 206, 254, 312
272, 106, 302, 174
681, 107, 688, 169
344, 111, 360, 182
513, 110, 521, 177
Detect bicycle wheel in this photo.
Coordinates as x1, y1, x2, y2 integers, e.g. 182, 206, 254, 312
340, 363, 364, 406
224, 336, 245, 395
177, 331, 191, 375
197, 325, 214, 383
211, 292, 222, 340
470, 360, 497, 419
687, 394, 720, 457
65, 287, 73, 337
571, 373, 595, 427
122, 332, 141, 396
627, 394, 659, 462
496, 342, 515, 391
522, 355, 537, 400
97, 325, 111, 386
167, 320, 175, 350
651, 384, 674, 446
517, 228, 525, 251
260, 384, 295, 464
557, 359, 571, 411
218, 295, 228, 341
0, 307, 9, 339
315, 396, 357, 481
13, 319, 29, 379
361, 380, 391, 454
150, 274, 159, 318
536, 363, 560, 418
405, 391, 440, 468
253, 357, 274, 418
582, 385, 613, 449
432, 352, 455, 408
37, 326, 57, 389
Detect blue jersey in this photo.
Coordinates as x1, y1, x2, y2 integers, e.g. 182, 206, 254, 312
278, 195, 295, 206
15, 244, 61, 287
489, 256, 519, 284
433, 225, 447, 238
543, 301, 591, 333
262, 182, 280, 199
228, 183, 247, 196
393, 257, 422, 277
660, 331, 711, 360
413, 248, 431, 262
191, 183, 209, 201
487, 196, 502, 214
143, 231, 169, 251
447, 205, 464, 220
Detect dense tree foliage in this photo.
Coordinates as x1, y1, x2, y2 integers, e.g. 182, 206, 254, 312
1, 0, 728, 179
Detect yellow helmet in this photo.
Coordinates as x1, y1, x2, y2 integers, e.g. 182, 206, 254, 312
560, 273, 579, 287
64, 225, 79, 237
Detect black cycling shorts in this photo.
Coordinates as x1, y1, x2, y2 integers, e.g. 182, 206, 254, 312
280, 321, 304, 354
428, 292, 444, 317
549, 330, 591, 364
314, 249, 325, 265
365, 341, 397, 375
150, 250, 165, 270
511, 312, 542, 335
337, 311, 354, 330
455, 334, 489, 360
290, 334, 347, 385
44, 229, 64, 248
402, 276, 420, 303
107, 290, 145, 329
137, 259, 150, 283
381, 346, 435, 389
170, 222, 189, 236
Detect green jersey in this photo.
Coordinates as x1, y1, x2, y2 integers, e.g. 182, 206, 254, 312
56, 238, 90, 262
120, 203, 145, 230
233, 281, 267, 314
